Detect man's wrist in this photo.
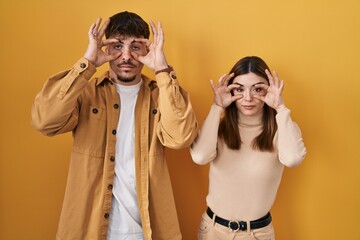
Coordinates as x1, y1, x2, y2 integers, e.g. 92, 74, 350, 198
155, 65, 173, 75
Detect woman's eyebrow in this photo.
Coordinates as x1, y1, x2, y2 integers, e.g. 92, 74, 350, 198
233, 82, 265, 87
253, 82, 266, 86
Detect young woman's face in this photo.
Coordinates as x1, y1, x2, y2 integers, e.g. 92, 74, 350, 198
232, 72, 268, 116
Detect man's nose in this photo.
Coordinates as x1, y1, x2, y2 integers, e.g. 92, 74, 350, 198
121, 48, 132, 61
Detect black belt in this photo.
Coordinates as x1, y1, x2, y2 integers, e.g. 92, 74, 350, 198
207, 207, 272, 232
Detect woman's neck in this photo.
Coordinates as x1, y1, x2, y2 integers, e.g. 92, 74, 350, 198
238, 110, 263, 127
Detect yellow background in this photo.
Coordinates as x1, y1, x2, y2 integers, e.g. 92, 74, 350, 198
1, 0, 359, 239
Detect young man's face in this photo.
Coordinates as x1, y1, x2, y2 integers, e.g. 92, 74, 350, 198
107, 35, 148, 85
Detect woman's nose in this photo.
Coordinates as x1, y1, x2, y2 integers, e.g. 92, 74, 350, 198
244, 90, 253, 101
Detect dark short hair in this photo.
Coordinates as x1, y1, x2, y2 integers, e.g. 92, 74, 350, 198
105, 11, 150, 39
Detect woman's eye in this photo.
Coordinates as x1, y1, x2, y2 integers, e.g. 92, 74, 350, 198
254, 88, 263, 92
236, 88, 244, 92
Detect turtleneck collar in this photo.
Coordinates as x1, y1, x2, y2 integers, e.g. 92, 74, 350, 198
238, 110, 263, 127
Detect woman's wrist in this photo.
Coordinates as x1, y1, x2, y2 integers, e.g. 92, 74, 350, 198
275, 104, 287, 112
212, 103, 225, 110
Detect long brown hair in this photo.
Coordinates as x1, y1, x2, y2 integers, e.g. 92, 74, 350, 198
218, 56, 277, 151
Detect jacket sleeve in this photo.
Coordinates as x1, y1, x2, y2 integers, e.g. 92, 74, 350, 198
155, 71, 198, 149
31, 58, 96, 136
190, 104, 223, 165
276, 108, 307, 167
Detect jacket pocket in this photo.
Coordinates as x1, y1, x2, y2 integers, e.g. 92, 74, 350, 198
72, 104, 107, 157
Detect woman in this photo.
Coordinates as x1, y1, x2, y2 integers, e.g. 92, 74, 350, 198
190, 56, 306, 240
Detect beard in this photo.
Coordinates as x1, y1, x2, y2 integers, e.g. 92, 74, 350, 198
109, 60, 141, 84
116, 74, 136, 83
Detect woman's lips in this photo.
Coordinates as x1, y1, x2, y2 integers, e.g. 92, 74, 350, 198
242, 105, 255, 110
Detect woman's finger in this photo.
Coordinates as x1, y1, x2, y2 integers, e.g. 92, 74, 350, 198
210, 79, 216, 92
254, 83, 269, 90
228, 83, 240, 91
253, 94, 265, 102
265, 69, 275, 87
232, 94, 243, 102
279, 79, 284, 92
223, 72, 234, 86
218, 73, 227, 85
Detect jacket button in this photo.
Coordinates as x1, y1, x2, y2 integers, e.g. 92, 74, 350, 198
110, 156, 115, 162
104, 213, 109, 219
80, 63, 86, 68
152, 109, 157, 114
92, 108, 98, 114
114, 104, 119, 109
108, 184, 113, 190
112, 130, 116, 135
170, 72, 177, 79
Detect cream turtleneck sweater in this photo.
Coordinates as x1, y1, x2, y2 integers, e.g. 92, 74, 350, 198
190, 104, 306, 221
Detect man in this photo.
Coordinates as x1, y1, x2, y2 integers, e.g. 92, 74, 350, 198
31, 11, 198, 240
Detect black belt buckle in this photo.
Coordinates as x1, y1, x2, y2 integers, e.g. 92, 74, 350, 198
228, 220, 247, 232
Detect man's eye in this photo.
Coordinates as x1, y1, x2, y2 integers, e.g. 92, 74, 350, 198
114, 45, 122, 50
132, 46, 140, 51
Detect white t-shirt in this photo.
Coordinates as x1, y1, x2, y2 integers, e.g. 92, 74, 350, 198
107, 80, 144, 240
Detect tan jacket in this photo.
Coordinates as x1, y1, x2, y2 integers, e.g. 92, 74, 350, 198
31, 58, 198, 240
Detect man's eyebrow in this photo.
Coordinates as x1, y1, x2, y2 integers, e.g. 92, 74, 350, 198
116, 39, 143, 45
132, 40, 143, 44
115, 38, 138, 44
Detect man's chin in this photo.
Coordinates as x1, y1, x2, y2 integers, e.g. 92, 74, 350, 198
118, 76, 136, 83
115, 73, 137, 83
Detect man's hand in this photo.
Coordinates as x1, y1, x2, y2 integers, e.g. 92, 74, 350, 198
84, 18, 121, 67
132, 21, 169, 71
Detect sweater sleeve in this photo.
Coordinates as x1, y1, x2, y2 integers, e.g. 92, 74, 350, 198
190, 104, 223, 165
155, 71, 198, 149
31, 58, 96, 136
276, 108, 307, 167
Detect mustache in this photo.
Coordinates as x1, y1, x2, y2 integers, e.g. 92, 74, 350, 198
118, 61, 136, 67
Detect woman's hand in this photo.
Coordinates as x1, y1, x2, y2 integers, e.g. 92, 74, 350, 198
210, 73, 243, 108
254, 69, 286, 111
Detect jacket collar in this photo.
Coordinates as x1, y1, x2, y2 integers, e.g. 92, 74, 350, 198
95, 71, 155, 88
